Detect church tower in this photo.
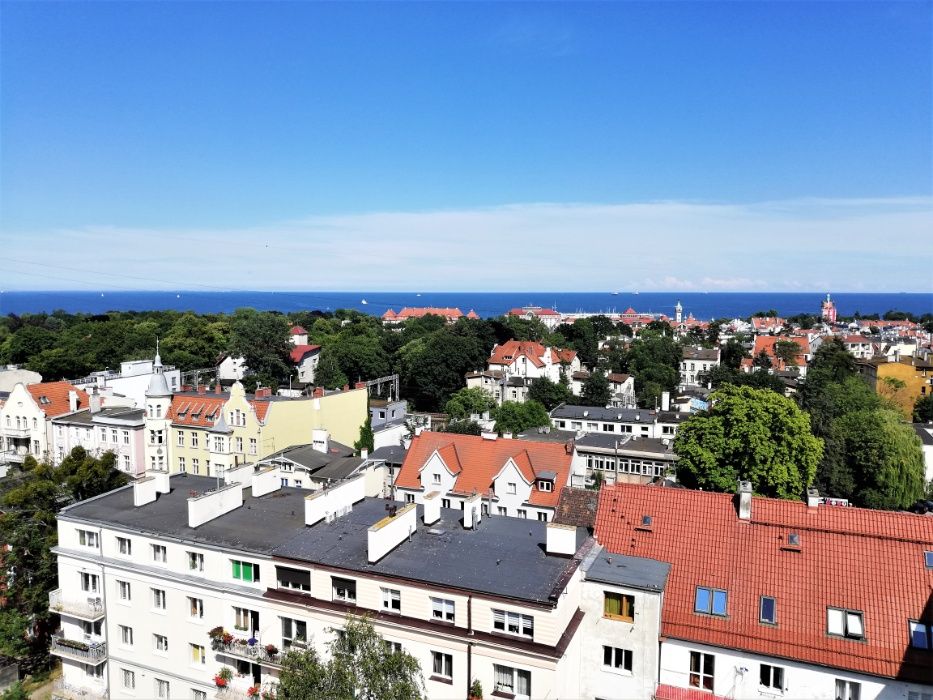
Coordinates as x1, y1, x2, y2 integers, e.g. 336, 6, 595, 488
143, 342, 173, 473
675, 301, 683, 324
820, 293, 837, 324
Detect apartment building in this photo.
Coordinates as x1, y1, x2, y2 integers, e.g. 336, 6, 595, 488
142, 352, 368, 477
572, 433, 677, 485
550, 404, 685, 440
0, 381, 89, 468
595, 482, 933, 700
487, 340, 580, 384
680, 346, 720, 387
51, 396, 146, 475
394, 431, 581, 521
50, 469, 668, 700
69, 358, 182, 408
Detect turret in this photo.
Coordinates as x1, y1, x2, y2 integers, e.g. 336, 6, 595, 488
144, 342, 173, 473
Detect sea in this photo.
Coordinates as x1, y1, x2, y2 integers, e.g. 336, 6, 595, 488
0, 291, 931, 320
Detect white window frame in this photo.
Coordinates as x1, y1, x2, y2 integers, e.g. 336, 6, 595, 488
121, 669, 135, 690
117, 537, 132, 555
493, 664, 531, 698
154, 634, 169, 652
118, 580, 131, 601
188, 596, 204, 619
151, 587, 166, 610
827, 607, 864, 639
152, 544, 167, 563
760, 663, 785, 691
493, 609, 534, 639
431, 597, 455, 622
603, 645, 633, 673
431, 651, 453, 680
188, 551, 204, 572
835, 679, 861, 700
332, 577, 357, 603
381, 587, 401, 612
119, 625, 134, 646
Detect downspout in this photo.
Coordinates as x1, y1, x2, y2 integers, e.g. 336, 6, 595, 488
467, 594, 474, 697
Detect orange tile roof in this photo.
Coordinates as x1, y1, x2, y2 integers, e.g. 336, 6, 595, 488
384, 307, 464, 321
594, 483, 933, 682
168, 393, 271, 427
27, 382, 89, 418
289, 344, 321, 364
489, 340, 576, 369
752, 335, 810, 358
466, 309, 480, 319
396, 432, 574, 508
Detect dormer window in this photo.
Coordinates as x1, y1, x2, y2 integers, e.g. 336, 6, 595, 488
537, 480, 552, 492
827, 608, 864, 639
925, 551, 933, 569
39, 395, 51, 405
908, 620, 931, 649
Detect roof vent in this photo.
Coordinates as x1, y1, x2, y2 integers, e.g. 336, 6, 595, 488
583, 410, 589, 417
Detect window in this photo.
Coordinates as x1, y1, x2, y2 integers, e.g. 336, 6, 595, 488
281, 618, 307, 649
178, 433, 185, 447
192, 692, 207, 700
602, 646, 633, 673
152, 544, 167, 563
154, 634, 169, 652
384, 640, 402, 654
835, 680, 861, 700
81, 619, 103, 637
80, 572, 99, 593
276, 566, 311, 591
281, 478, 289, 488
909, 620, 931, 649
760, 664, 784, 691
236, 437, 243, 452
118, 580, 131, 601
178, 457, 186, 472
431, 651, 452, 681
190, 643, 206, 664
231, 560, 259, 582
192, 458, 199, 474
99, 427, 107, 442
432, 473, 441, 485
84, 662, 103, 679
249, 438, 257, 455
121, 669, 135, 690
493, 609, 534, 639
695, 587, 728, 616
78, 530, 99, 547
538, 480, 552, 492
760, 596, 777, 624
827, 608, 864, 639
123, 454, 130, 470
188, 551, 204, 571
332, 577, 356, 603
603, 592, 635, 622
123, 430, 129, 444
442, 498, 451, 509
155, 678, 170, 699
689, 651, 714, 692
925, 551, 933, 569
497, 506, 507, 516
431, 597, 455, 622
494, 665, 531, 697
119, 625, 134, 646
405, 493, 415, 503
537, 512, 548, 522
117, 536, 132, 555
382, 587, 401, 612
191, 432, 199, 448
188, 597, 204, 619
517, 508, 527, 518
152, 587, 166, 610
507, 482, 516, 494
234, 607, 257, 632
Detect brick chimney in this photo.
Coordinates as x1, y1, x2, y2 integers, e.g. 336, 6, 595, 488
354, 381, 367, 390
197, 385, 206, 394
313, 387, 325, 398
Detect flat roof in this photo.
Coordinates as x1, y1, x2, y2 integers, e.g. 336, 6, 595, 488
62, 475, 587, 605
551, 405, 685, 424
575, 433, 674, 456
584, 546, 671, 592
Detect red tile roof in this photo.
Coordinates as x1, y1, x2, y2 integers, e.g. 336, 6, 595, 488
655, 685, 730, 700
289, 344, 321, 364
168, 393, 271, 427
507, 307, 561, 317
27, 382, 89, 418
383, 307, 464, 321
466, 309, 480, 319
489, 340, 576, 369
289, 326, 307, 335
752, 335, 810, 362
594, 483, 933, 682
396, 432, 574, 507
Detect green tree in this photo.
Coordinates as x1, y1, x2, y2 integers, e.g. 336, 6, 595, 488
442, 419, 483, 435
278, 615, 423, 700
774, 340, 800, 366
720, 338, 748, 370
581, 370, 612, 407
753, 351, 772, 370
674, 385, 823, 499
315, 347, 349, 389
833, 409, 925, 509
527, 377, 572, 411
227, 308, 293, 386
914, 394, 933, 423
445, 387, 496, 420
354, 417, 375, 455
494, 400, 551, 436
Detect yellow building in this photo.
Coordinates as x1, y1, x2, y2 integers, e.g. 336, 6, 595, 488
857, 356, 933, 418
143, 359, 368, 477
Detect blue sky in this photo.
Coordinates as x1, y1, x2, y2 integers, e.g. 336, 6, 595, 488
1, 1, 931, 291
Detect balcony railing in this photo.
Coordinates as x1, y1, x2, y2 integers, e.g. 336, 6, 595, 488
214, 678, 276, 700
49, 589, 105, 621
2, 427, 31, 438
51, 678, 109, 700
50, 635, 107, 664
212, 639, 282, 667
0, 450, 25, 464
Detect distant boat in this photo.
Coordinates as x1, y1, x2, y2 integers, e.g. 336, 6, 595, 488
416, 293, 422, 297
176, 294, 181, 298
611, 292, 619, 296
100, 293, 105, 297
361, 299, 368, 305
634, 290, 640, 295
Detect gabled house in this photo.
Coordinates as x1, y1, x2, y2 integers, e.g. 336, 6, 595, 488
0, 381, 89, 467
487, 340, 580, 384
394, 432, 579, 521
289, 344, 322, 384
506, 306, 563, 330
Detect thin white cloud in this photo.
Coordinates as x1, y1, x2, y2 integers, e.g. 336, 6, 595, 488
3, 197, 932, 292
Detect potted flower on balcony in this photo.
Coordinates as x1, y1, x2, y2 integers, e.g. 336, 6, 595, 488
469, 679, 483, 700
246, 686, 260, 698
264, 644, 278, 658
260, 689, 276, 700
247, 637, 257, 647
214, 667, 232, 688
221, 631, 234, 645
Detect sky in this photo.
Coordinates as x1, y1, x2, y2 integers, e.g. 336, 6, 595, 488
1, 1, 931, 292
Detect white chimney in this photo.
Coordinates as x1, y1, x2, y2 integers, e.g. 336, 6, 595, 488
304, 473, 365, 526
68, 390, 78, 412
546, 522, 578, 557
133, 476, 158, 507
807, 487, 821, 508
251, 466, 281, 497
151, 470, 170, 494
423, 491, 441, 525
89, 389, 102, 414
360, 447, 369, 460
188, 483, 243, 528
661, 391, 670, 411
367, 503, 417, 563
462, 492, 482, 529
737, 481, 753, 520
311, 428, 330, 454
480, 431, 498, 441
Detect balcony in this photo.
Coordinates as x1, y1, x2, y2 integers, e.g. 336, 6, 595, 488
0, 450, 25, 465
50, 635, 107, 664
213, 639, 282, 668
51, 678, 109, 700
49, 589, 105, 622
3, 426, 31, 438
214, 678, 276, 700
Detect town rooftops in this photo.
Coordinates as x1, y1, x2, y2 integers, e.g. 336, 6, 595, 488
682, 347, 720, 361
574, 433, 675, 457
52, 406, 146, 426
382, 307, 464, 321
551, 404, 686, 424
488, 340, 577, 368
583, 545, 670, 592
26, 382, 89, 418
594, 483, 933, 683
60, 475, 588, 605
260, 441, 355, 471
368, 444, 408, 466
553, 487, 598, 530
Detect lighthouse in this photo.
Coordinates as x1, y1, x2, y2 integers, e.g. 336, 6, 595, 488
821, 293, 837, 324
675, 301, 683, 324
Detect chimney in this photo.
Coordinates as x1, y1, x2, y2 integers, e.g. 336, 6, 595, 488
462, 492, 482, 529
360, 447, 369, 460
423, 491, 441, 525
807, 487, 821, 508
151, 469, 170, 494
311, 429, 329, 454
251, 466, 281, 497
546, 522, 578, 557
304, 474, 365, 526
661, 391, 670, 411
89, 388, 102, 414
343, 384, 349, 392
133, 476, 158, 507
368, 503, 417, 563
188, 483, 243, 527
737, 481, 753, 520
197, 385, 207, 394
215, 383, 223, 395
312, 387, 325, 398
480, 431, 498, 441
68, 390, 78, 412
354, 381, 367, 390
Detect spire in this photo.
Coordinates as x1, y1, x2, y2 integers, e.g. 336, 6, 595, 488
146, 343, 171, 398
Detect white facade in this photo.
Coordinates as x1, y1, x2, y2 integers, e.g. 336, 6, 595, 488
680, 348, 720, 387
70, 360, 182, 409
218, 356, 247, 382
51, 409, 147, 474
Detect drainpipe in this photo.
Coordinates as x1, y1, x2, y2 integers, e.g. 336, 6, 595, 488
467, 595, 474, 697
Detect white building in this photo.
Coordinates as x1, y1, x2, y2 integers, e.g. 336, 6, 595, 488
69, 359, 182, 409
914, 423, 933, 484
0, 381, 89, 468
487, 340, 580, 385
49, 469, 669, 700
51, 396, 146, 475
217, 355, 247, 382
572, 432, 677, 485
680, 346, 720, 387
550, 404, 685, 440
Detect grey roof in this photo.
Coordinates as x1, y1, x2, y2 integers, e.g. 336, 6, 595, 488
536, 470, 558, 481
913, 424, 933, 446
574, 433, 675, 457
584, 547, 671, 592
310, 457, 365, 483
369, 445, 408, 465
551, 405, 686, 424
515, 429, 577, 444
62, 475, 588, 605
52, 407, 146, 426
146, 355, 172, 398
682, 347, 720, 361
262, 442, 354, 470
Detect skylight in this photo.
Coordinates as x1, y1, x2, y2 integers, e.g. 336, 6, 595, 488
787, 533, 800, 547
925, 551, 933, 569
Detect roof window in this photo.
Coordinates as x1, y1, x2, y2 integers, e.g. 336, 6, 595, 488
39, 396, 51, 405
827, 607, 864, 639
695, 587, 728, 617
925, 551, 933, 569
